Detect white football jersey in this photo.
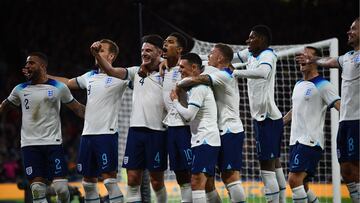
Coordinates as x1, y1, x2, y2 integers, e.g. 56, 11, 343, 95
7, 79, 73, 147
127, 66, 166, 131
187, 85, 220, 147
236, 48, 282, 121
338, 50, 360, 121
208, 68, 244, 135
76, 70, 128, 135
290, 76, 340, 149
162, 66, 187, 126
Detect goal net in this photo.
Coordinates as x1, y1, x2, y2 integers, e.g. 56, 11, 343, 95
116, 38, 341, 202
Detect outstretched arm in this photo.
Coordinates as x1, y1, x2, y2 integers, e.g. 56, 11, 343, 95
49, 75, 80, 90
22, 68, 80, 90
90, 41, 127, 79
177, 75, 211, 89
232, 64, 271, 79
295, 54, 339, 68
65, 99, 85, 118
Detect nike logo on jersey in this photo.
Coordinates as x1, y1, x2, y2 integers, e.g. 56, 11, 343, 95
24, 93, 30, 97
89, 81, 95, 83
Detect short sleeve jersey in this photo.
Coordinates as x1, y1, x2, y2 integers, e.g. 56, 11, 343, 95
236, 48, 282, 121
7, 79, 73, 147
208, 68, 244, 135
337, 50, 360, 121
76, 70, 128, 135
126, 66, 166, 131
290, 76, 340, 149
187, 85, 220, 147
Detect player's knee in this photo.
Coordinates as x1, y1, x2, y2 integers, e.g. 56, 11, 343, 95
30, 182, 47, 202
174, 170, 191, 185
52, 179, 70, 203
340, 163, 354, 183
288, 173, 303, 188
150, 179, 165, 191
127, 171, 142, 186
221, 170, 239, 185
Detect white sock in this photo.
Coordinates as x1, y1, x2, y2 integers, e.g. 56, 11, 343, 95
154, 186, 167, 203
82, 181, 100, 203
126, 185, 141, 202
260, 170, 280, 202
275, 168, 287, 203
180, 183, 192, 202
30, 182, 48, 203
104, 178, 124, 203
292, 185, 307, 203
226, 180, 246, 202
307, 189, 319, 203
52, 179, 70, 203
347, 182, 360, 203
206, 189, 222, 203
192, 190, 206, 203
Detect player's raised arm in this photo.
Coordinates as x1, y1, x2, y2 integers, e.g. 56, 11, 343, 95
90, 41, 127, 80
65, 99, 85, 118
295, 54, 340, 68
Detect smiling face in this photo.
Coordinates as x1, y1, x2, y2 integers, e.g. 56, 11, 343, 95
207, 47, 222, 67
141, 42, 162, 66
347, 19, 359, 49
24, 55, 46, 80
246, 31, 264, 54
179, 59, 195, 78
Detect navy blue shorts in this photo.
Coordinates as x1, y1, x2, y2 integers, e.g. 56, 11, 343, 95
122, 127, 167, 171
21, 145, 67, 180
337, 120, 360, 163
167, 126, 192, 171
218, 132, 245, 171
253, 118, 283, 160
191, 144, 220, 176
77, 133, 119, 177
289, 143, 322, 177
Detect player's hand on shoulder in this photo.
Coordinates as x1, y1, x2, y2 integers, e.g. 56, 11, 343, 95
138, 64, 149, 78
159, 59, 169, 77
170, 89, 178, 101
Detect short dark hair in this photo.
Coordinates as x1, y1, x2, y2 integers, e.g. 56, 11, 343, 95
142, 34, 163, 50
100, 39, 119, 60
305, 46, 321, 57
215, 43, 233, 62
181, 53, 202, 70
28, 52, 48, 66
251, 24, 272, 46
169, 32, 188, 53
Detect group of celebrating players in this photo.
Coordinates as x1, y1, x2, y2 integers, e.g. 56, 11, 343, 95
0, 16, 358, 203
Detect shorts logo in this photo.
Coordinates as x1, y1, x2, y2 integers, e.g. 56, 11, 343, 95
77, 164, 82, 172
337, 149, 341, 158
123, 156, 129, 165
26, 166, 33, 175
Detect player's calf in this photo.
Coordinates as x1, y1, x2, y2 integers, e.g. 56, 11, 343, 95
82, 181, 100, 203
